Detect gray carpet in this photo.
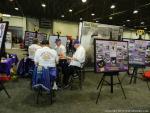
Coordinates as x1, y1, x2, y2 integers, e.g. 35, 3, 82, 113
0, 49, 150, 113
0, 72, 150, 113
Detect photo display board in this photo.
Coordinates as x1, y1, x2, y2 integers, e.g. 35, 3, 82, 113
24, 31, 47, 47
0, 22, 8, 49
49, 35, 67, 49
94, 39, 128, 73
123, 39, 150, 66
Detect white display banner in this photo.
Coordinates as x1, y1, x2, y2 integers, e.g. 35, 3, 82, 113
5, 32, 12, 49
80, 21, 123, 66
49, 35, 67, 49
0, 22, 7, 49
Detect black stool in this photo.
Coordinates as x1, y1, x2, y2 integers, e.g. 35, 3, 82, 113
96, 72, 126, 104
69, 63, 85, 90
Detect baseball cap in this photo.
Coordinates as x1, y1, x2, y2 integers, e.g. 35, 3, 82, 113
73, 40, 80, 45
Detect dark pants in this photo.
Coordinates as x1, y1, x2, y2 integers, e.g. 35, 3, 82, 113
63, 65, 80, 85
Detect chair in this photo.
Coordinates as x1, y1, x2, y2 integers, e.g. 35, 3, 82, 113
32, 66, 57, 104
143, 71, 150, 90
69, 62, 85, 90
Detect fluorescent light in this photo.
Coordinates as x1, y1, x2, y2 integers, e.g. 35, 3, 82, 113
80, 18, 83, 21
15, 7, 19, 11
91, 13, 95, 16
82, 0, 87, 3
109, 17, 113, 20
141, 22, 145, 25
144, 27, 147, 30
123, 24, 126, 27
133, 10, 138, 14
41, 3, 46, 8
61, 15, 65, 18
110, 4, 115, 9
2, 14, 11, 17
126, 19, 130, 22
96, 20, 99, 23
69, 9, 73, 12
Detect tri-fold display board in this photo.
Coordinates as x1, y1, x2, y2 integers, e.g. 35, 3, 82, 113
94, 39, 128, 73
0, 22, 9, 50
24, 31, 47, 47
123, 39, 150, 66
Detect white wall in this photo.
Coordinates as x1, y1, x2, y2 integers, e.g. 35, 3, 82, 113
53, 20, 79, 38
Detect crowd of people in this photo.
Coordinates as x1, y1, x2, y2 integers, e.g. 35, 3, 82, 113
28, 38, 86, 92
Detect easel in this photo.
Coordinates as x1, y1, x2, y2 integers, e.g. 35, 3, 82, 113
0, 80, 11, 98
129, 65, 145, 84
0, 21, 11, 98
96, 72, 126, 104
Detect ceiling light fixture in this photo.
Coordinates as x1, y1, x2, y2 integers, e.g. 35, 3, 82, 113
82, 0, 87, 3
61, 15, 65, 18
15, 7, 19, 11
9, 0, 14, 2
41, 3, 46, 8
141, 22, 145, 25
133, 10, 138, 14
110, 4, 116, 9
69, 9, 73, 12
91, 13, 95, 16
126, 19, 130, 22
96, 20, 99, 23
144, 27, 147, 30
109, 17, 113, 20
80, 18, 83, 21
2, 14, 11, 17
123, 24, 126, 27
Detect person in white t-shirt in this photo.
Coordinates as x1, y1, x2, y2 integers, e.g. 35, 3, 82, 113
34, 40, 58, 68
28, 38, 41, 60
33, 40, 59, 91
63, 40, 86, 87
55, 39, 66, 59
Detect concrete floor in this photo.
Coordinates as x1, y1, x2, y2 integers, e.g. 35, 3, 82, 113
0, 49, 150, 113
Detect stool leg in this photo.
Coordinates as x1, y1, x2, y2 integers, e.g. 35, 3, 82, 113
117, 75, 126, 99
0, 82, 11, 98
96, 76, 105, 104
146, 81, 150, 91
79, 72, 82, 90
97, 75, 104, 90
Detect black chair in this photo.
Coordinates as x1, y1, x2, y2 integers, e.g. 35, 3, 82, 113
69, 63, 85, 90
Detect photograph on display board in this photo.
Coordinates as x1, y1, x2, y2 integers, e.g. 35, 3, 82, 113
123, 39, 150, 66
0, 22, 8, 49
24, 31, 47, 47
24, 31, 36, 46
94, 39, 128, 73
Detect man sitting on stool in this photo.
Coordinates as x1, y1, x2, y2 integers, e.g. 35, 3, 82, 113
55, 39, 68, 82
63, 40, 86, 87
33, 40, 59, 91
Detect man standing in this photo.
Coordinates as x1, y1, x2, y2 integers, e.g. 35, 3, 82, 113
63, 40, 86, 87
33, 40, 59, 91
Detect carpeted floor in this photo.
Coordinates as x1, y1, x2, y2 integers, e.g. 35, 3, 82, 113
0, 49, 149, 113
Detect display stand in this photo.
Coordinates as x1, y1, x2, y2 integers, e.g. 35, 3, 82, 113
129, 65, 145, 84
0, 80, 11, 98
96, 72, 126, 104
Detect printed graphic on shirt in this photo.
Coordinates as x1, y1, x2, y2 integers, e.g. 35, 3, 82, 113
40, 52, 52, 61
